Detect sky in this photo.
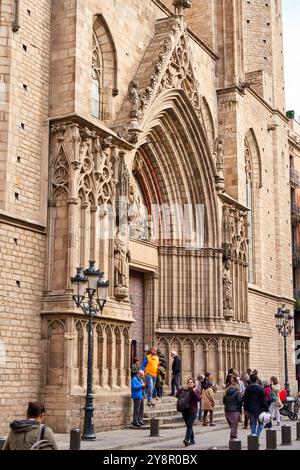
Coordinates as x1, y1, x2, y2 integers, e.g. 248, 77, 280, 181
282, 0, 300, 120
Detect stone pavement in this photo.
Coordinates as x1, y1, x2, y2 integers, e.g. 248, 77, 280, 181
55, 417, 300, 451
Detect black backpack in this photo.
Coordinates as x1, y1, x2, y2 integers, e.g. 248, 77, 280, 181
176, 389, 190, 412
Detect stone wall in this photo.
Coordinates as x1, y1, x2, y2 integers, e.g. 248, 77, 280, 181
0, 222, 46, 433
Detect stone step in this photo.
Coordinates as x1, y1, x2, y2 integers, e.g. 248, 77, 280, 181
127, 416, 226, 431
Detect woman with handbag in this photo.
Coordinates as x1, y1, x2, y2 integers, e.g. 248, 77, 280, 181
176, 378, 200, 447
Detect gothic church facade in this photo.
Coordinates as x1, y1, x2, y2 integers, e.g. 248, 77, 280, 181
0, 0, 295, 432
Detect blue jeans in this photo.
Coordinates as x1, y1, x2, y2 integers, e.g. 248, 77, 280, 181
198, 399, 202, 419
146, 375, 157, 401
250, 413, 264, 437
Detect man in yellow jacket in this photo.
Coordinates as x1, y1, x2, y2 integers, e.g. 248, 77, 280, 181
141, 346, 160, 406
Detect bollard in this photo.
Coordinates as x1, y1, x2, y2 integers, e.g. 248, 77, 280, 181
228, 439, 242, 450
281, 425, 292, 445
297, 422, 300, 441
149, 417, 160, 437
248, 434, 259, 451
69, 428, 81, 450
0, 438, 6, 450
266, 429, 277, 450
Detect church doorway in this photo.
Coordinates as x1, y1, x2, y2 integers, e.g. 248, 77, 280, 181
129, 270, 145, 364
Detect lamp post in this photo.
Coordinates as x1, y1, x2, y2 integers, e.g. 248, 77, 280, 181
275, 305, 294, 396
71, 260, 109, 440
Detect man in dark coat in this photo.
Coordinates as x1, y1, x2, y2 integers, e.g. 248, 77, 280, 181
243, 373, 268, 437
170, 350, 181, 396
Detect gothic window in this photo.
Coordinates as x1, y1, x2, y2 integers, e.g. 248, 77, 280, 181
92, 15, 118, 122
245, 140, 254, 283
92, 30, 103, 119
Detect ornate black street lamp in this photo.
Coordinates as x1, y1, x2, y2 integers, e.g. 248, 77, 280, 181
71, 260, 109, 440
275, 304, 294, 396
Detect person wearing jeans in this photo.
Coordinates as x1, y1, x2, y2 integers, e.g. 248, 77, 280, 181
141, 347, 159, 406
249, 413, 264, 437
243, 373, 268, 438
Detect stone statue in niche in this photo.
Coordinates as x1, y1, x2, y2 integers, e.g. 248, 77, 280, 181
128, 181, 149, 240
223, 258, 233, 320
114, 230, 131, 300
214, 138, 225, 192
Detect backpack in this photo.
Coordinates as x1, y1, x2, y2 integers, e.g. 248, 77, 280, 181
269, 390, 276, 403
176, 389, 190, 412
30, 424, 55, 450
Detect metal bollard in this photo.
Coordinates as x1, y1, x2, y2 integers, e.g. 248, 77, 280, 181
228, 439, 242, 450
248, 434, 259, 450
0, 438, 6, 450
297, 422, 300, 441
266, 429, 277, 450
281, 425, 292, 445
150, 417, 160, 437
69, 428, 81, 450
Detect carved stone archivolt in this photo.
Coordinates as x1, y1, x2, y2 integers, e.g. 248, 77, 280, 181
123, 17, 206, 143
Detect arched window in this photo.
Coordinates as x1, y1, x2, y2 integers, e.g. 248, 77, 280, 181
92, 29, 103, 119
245, 139, 254, 283
92, 15, 118, 122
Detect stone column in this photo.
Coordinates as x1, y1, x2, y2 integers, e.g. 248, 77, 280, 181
217, 343, 224, 385
46, 201, 56, 291
67, 197, 79, 288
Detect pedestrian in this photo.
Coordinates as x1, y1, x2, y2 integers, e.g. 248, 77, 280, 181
176, 378, 200, 446
262, 380, 271, 407
243, 373, 268, 438
196, 374, 204, 422
241, 371, 251, 429
201, 373, 216, 426
155, 349, 167, 400
225, 368, 237, 387
141, 346, 160, 406
3, 401, 57, 450
269, 376, 283, 425
223, 376, 242, 440
131, 357, 141, 379
131, 370, 146, 427
170, 350, 181, 396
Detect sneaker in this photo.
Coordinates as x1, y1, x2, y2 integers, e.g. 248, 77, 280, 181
189, 440, 195, 445
155, 396, 160, 401
139, 422, 145, 426
147, 400, 152, 406
183, 440, 189, 447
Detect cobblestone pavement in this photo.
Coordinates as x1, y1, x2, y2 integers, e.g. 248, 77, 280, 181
55, 417, 300, 451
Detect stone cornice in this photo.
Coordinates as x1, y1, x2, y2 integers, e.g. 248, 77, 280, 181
217, 86, 289, 124
218, 192, 249, 212
248, 284, 294, 305
0, 210, 47, 234
48, 112, 134, 150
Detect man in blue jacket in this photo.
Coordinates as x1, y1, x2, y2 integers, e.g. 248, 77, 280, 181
131, 370, 146, 427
